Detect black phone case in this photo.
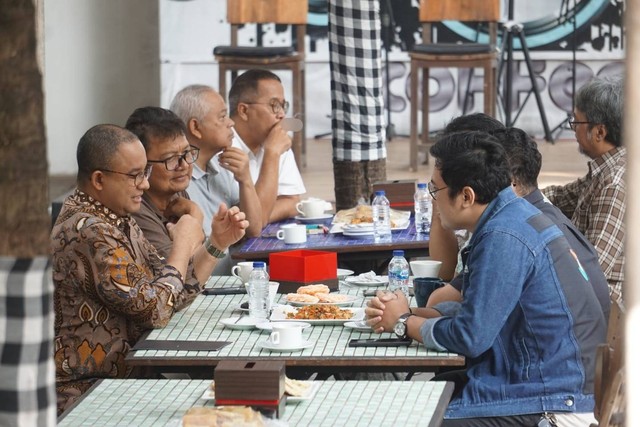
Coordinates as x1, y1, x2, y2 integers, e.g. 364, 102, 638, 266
348, 338, 412, 348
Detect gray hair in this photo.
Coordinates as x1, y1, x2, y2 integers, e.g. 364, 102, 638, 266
170, 84, 218, 126
575, 75, 623, 147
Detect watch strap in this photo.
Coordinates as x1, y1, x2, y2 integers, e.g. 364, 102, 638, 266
396, 312, 414, 339
204, 237, 227, 259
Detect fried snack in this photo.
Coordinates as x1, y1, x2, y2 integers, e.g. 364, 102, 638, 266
286, 293, 319, 304
334, 205, 404, 227
316, 293, 350, 303
183, 406, 264, 427
296, 284, 330, 296
285, 377, 312, 397
286, 304, 353, 320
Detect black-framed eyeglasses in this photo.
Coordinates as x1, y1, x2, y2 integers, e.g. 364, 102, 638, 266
568, 115, 593, 131
146, 146, 200, 171
428, 181, 448, 200
101, 164, 153, 186
243, 99, 290, 115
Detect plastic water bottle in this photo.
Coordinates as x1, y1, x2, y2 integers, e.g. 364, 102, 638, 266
414, 182, 432, 234
248, 261, 270, 320
372, 190, 392, 243
388, 250, 410, 299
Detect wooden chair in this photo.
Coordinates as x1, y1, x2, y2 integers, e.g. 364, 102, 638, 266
409, 0, 500, 171
214, 0, 308, 168
592, 299, 625, 426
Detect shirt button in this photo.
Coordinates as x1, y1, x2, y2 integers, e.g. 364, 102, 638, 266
564, 398, 574, 407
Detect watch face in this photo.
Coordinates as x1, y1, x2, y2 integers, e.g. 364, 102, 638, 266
394, 321, 406, 337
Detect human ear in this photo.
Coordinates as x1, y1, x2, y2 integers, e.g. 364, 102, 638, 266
188, 118, 202, 139
91, 171, 105, 191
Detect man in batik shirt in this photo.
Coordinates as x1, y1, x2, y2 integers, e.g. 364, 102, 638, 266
51, 125, 247, 414
542, 76, 625, 303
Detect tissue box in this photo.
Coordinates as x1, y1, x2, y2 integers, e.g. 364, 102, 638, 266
269, 250, 338, 293
372, 179, 417, 211
215, 360, 286, 417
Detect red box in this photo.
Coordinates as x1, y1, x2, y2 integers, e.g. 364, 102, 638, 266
269, 250, 338, 293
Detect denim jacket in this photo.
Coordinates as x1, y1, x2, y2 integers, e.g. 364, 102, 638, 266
421, 188, 606, 419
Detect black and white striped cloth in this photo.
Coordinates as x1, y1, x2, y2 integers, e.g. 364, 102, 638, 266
329, 0, 387, 161
0, 257, 56, 426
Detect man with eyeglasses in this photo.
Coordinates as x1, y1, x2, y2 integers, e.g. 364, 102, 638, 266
125, 107, 249, 285
51, 124, 234, 414
366, 131, 605, 426
227, 69, 306, 223
542, 76, 625, 303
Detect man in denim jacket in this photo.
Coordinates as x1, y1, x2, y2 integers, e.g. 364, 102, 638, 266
367, 131, 606, 426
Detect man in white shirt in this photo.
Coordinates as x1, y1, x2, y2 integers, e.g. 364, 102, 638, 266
227, 69, 306, 223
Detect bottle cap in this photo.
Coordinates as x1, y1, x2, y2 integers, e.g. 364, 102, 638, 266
417, 183, 427, 189
392, 250, 404, 257
253, 261, 266, 268
375, 190, 385, 196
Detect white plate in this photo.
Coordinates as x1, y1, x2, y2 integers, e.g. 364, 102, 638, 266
337, 268, 355, 279
330, 218, 411, 234
220, 316, 259, 330
286, 294, 359, 307
344, 276, 389, 287
257, 340, 314, 352
201, 381, 321, 403
344, 321, 374, 332
255, 321, 312, 331
270, 305, 365, 325
295, 214, 333, 223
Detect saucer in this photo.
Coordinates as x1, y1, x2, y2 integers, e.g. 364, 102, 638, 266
295, 214, 333, 224
257, 340, 314, 352
220, 316, 259, 330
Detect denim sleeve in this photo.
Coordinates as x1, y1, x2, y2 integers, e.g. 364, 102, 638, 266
432, 301, 461, 317
420, 318, 448, 351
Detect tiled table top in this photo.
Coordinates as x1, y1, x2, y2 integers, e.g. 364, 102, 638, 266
235, 217, 430, 260
58, 379, 453, 427
126, 277, 464, 371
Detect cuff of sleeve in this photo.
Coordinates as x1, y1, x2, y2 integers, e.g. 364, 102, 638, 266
420, 318, 448, 352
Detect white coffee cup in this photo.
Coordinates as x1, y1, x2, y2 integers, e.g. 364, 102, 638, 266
276, 224, 307, 244
231, 261, 255, 284
296, 199, 328, 218
268, 323, 303, 348
410, 260, 443, 278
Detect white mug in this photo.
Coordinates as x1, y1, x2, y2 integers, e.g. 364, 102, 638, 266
296, 199, 328, 218
276, 224, 307, 244
231, 261, 255, 284
269, 323, 303, 348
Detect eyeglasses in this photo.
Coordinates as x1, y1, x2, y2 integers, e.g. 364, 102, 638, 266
146, 146, 200, 171
568, 115, 593, 131
101, 164, 153, 186
243, 99, 290, 115
428, 181, 448, 199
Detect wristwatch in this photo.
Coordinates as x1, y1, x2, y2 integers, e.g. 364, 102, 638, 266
204, 237, 227, 259
394, 313, 414, 339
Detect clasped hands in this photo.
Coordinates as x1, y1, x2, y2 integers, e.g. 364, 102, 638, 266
365, 290, 411, 334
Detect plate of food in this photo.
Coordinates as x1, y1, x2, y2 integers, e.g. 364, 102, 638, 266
344, 272, 389, 287
202, 378, 321, 403
270, 305, 365, 325
331, 205, 411, 233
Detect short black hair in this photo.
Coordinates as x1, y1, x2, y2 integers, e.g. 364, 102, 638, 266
429, 131, 511, 204
228, 69, 282, 117
76, 124, 138, 183
124, 107, 187, 151
443, 113, 505, 134
490, 128, 542, 191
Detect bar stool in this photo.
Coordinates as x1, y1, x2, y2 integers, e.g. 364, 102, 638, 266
214, 0, 308, 168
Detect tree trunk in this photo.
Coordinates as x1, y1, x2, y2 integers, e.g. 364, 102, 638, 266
0, 0, 50, 257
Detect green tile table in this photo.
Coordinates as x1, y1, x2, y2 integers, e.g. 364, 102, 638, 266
125, 276, 464, 376
58, 379, 454, 427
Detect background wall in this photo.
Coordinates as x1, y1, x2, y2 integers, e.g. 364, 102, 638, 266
44, 0, 160, 174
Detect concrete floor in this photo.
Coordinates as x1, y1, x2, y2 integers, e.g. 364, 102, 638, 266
49, 136, 588, 203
